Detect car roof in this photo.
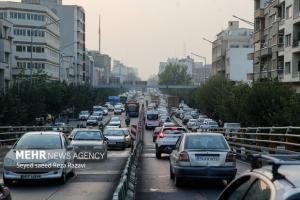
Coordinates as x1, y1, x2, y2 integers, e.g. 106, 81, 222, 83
25, 131, 62, 135
184, 132, 224, 136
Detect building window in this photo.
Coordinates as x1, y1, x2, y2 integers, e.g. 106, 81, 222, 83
286, 6, 292, 19
285, 62, 291, 74
285, 34, 291, 47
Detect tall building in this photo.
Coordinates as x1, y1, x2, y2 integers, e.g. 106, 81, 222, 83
251, 0, 300, 91
22, 0, 87, 85
0, 19, 13, 92
212, 21, 253, 82
88, 51, 111, 85
112, 60, 139, 83
0, 1, 60, 81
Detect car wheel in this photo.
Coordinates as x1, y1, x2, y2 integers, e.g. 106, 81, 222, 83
155, 151, 161, 159
174, 175, 183, 187
58, 171, 67, 184
169, 165, 174, 180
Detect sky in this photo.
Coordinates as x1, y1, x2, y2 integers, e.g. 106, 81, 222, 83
9, 0, 254, 80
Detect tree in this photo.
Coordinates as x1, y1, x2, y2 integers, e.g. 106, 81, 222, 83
158, 63, 192, 85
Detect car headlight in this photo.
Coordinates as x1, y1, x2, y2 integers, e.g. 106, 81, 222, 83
4, 158, 17, 166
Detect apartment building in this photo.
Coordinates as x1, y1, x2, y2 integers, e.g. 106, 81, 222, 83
212, 21, 253, 82
252, 0, 300, 90
0, 1, 60, 81
112, 60, 139, 83
88, 51, 111, 85
22, 0, 87, 85
0, 19, 13, 92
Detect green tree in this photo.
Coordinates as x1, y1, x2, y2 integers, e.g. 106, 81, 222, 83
158, 63, 192, 85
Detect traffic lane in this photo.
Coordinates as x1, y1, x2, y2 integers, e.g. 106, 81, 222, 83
136, 128, 251, 200
1, 112, 136, 200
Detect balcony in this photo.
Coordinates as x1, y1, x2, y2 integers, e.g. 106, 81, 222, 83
292, 40, 300, 53
253, 31, 262, 43
261, 47, 272, 57
247, 52, 254, 60
255, 9, 264, 18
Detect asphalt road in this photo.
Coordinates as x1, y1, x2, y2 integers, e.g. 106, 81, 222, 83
0, 112, 136, 200
135, 124, 251, 200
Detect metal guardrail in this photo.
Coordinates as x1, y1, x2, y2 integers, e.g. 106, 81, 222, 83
172, 116, 300, 158
0, 116, 112, 147
112, 104, 145, 200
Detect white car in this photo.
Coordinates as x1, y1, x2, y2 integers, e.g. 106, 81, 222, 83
187, 119, 199, 131
78, 111, 90, 120
200, 120, 219, 131
3, 132, 75, 185
170, 133, 237, 186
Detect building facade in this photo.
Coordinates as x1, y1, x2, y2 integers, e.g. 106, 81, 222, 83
88, 51, 111, 85
0, 2, 60, 81
212, 21, 253, 82
252, 0, 300, 90
112, 60, 139, 83
22, 0, 87, 85
0, 19, 13, 92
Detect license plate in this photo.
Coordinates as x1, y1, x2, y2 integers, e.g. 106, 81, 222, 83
196, 156, 219, 161
21, 174, 41, 179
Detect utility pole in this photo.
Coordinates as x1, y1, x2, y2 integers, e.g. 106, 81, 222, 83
232, 15, 254, 26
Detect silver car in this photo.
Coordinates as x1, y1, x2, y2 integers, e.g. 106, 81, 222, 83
70, 130, 107, 160
170, 133, 237, 186
103, 128, 126, 150
3, 132, 75, 185
187, 119, 199, 131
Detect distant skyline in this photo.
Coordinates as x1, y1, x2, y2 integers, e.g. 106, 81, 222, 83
6, 0, 254, 80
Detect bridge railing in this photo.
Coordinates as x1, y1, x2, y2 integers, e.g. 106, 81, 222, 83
172, 116, 300, 157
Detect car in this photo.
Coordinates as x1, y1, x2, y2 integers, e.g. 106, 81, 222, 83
70, 129, 107, 160
78, 111, 90, 121
92, 112, 103, 121
187, 119, 199, 131
0, 185, 11, 200
109, 117, 121, 128
52, 122, 69, 133
162, 122, 176, 127
155, 127, 188, 159
223, 123, 241, 137
114, 105, 122, 115
108, 104, 114, 111
170, 133, 237, 187
218, 154, 300, 200
86, 116, 100, 126
159, 115, 171, 126
200, 120, 219, 131
119, 128, 132, 147
103, 128, 127, 150
102, 107, 109, 116
190, 111, 199, 119
3, 132, 75, 185
145, 110, 160, 129
153, 127, 162, 142
182, 115, 193, 125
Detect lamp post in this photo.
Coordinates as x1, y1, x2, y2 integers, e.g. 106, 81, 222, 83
29, 19, 61, 85
191, 52, 207, 83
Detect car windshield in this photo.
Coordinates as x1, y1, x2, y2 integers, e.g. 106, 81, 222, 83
74, 131, 103, 140
104, 129, 125, 136
122, 130, 130, 136
147, 114, 158, 120
209, 121, 218, 126
189, 119, 197, 123
111, 117, 120, 121
185, 135, 228, 150
81, 111, 89, 114
185, 115, 193, 119
14, 134, 62, 149
89, 116, 97, 120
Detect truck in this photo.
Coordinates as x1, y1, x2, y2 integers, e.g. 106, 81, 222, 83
150, 94, 160, 107
167, 96, 180, 109
108, 96, 121, 105
125, 100, 140, 117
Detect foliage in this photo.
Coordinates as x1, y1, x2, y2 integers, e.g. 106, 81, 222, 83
0, 79, 120, 126
158, 63, 192, 85
187, 76, 300, 127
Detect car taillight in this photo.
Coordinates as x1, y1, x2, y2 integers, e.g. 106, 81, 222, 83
158, 132, 165, 138
179, 151, 190, 162
225, 152, 235, 163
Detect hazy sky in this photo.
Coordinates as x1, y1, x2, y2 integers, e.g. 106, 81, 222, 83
10, 0, 254, 80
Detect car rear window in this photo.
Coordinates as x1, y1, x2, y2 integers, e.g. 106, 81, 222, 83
147, 114, 158, 120
185, 135, 229, 150
15, 134, 62, 149
74, 131, 103, 140
104, 129, 125, 136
